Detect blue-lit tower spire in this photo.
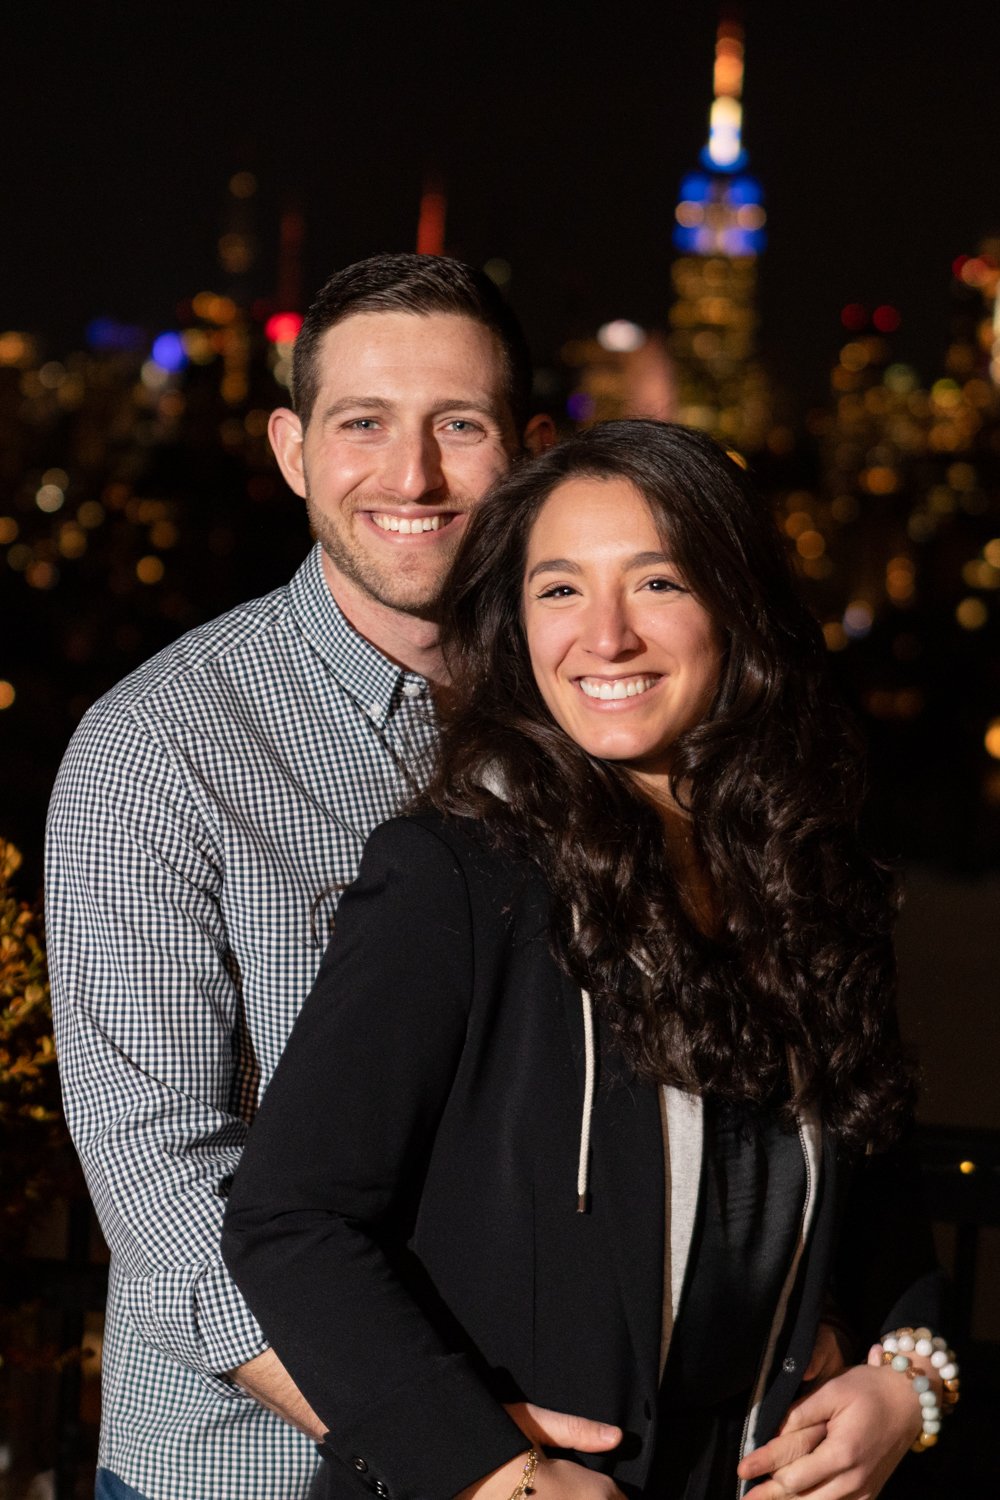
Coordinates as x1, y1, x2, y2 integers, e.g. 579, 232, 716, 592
668, 18, 771, 451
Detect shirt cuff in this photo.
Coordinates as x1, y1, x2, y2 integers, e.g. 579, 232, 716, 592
121, 1259, 270, 1377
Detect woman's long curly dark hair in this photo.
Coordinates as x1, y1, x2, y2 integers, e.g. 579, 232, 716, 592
427, 420, 912, 1151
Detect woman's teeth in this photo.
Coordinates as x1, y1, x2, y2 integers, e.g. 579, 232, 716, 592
372, 513, 450, 533
578, 675, 659, 701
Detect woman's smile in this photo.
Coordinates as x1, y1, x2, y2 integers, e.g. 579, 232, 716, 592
576, 672, 662, 702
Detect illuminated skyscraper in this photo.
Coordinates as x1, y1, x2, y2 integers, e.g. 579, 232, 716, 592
668, 18, 771, 451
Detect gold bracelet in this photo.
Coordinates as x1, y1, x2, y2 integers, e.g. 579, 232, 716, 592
507, 1449, 539, 1500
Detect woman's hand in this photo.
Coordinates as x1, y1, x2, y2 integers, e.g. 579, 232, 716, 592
736, 1352, 925, 1499
457, 1405, 625, 1500
457, 1452, 625, 1500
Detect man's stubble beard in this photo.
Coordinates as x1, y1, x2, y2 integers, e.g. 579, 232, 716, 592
304, 489, 467, 622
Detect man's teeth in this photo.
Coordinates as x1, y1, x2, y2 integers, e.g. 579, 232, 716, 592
578, 676, 659, 701
371, 513, 450, 534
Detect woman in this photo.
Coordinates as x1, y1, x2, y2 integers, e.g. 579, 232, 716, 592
222, 421, 951, 1500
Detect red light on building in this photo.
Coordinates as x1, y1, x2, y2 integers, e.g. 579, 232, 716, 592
872, 305, 901, 333
265, 312, 303, 344
840, 303, 867, 330
416, 181, 447, 256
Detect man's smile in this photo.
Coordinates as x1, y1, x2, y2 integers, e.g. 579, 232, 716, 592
368, 511, 461, 535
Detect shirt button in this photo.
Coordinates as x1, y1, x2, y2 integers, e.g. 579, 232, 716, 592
375, 1483, 388, 1496
782, 1356, 797, 1374
401, 680, 424, 698
352, 1458, 368, 1473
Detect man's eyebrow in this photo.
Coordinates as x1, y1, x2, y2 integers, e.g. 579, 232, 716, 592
527, 550, 674, 583
319, 397, 395, 424
430, 399, 506, 421
318, 396, 507, 425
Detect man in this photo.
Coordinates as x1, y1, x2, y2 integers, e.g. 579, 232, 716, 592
47, 255, 619, 1500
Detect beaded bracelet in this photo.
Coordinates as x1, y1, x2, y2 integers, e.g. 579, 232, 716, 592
507, 1449, 539, 1500
880, 1327, 960, 1452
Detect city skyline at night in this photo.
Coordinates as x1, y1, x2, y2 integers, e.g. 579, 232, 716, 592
5, 4, 1000, 408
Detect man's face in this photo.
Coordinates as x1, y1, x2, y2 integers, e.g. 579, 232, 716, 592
271, 311, 521, 618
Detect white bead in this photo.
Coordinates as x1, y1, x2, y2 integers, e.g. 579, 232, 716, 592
915, 1338, 933, 1357
930, 1350, 948, 1368
913, 1375, 931, 1393
882, 1335, 899, 1353
891, 1354, 911, 1372
941, 1362, 958, 1380
932, 1336, 946, 1351
914, 1327, 932, 1342
897, 1333, 915, 1352
919, 1391, 938, 1408
924, 1420, 941, 1435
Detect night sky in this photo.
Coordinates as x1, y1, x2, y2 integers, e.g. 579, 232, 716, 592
6, 2, 1000, 409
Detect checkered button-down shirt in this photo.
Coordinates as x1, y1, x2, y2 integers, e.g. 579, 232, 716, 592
46, 545, 439, 1500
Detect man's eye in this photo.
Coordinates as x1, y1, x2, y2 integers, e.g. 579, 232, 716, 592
445, 419, 484, 435
345, 418, 380, 431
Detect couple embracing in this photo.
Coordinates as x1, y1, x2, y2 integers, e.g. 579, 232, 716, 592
48, 254, 950, 1500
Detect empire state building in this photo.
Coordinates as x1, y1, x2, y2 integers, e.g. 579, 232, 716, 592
668, 19, 772, 452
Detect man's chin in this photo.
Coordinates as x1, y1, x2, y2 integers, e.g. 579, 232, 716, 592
317, 543, 446, 621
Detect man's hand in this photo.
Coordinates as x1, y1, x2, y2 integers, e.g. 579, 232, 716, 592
803, 1320, 850, 1384
231, 1348, 326, 1440
736, 1356, 924, 1499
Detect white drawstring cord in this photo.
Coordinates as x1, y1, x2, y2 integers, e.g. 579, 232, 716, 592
577, 987, 595, 1212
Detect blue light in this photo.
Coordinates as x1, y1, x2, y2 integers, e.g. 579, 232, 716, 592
86, 317, 145, 353
566, 392, 596, 423
727, 174, 763, 206
151, 332, 188, 372
680, 172, 712, 203
672, 170, 766, 258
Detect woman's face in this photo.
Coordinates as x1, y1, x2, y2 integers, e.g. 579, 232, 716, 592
521, 476, 721, 796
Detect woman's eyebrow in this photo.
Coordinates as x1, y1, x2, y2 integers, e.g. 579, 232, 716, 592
526, 557, 581, 582
526, 550, 673, 583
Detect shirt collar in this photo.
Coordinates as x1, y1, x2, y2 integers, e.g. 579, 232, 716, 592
287, 544, 426, 725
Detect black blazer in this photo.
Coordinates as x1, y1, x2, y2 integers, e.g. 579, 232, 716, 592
222, 813, 943, 1500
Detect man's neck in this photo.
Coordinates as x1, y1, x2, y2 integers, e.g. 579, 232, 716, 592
319, 552, 448, 684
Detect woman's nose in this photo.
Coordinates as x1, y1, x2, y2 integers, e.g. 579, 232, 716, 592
580, 598, 642, 658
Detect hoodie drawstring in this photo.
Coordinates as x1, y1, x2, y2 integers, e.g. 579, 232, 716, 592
577, 986, 595, 1212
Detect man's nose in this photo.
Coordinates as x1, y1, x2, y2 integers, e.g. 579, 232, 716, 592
378, 430, 444, 501
581, 598, 642, 658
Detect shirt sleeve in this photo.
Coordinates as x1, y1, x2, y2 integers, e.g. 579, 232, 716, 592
222, 817, 527, 1500
46, 698, 268, 1379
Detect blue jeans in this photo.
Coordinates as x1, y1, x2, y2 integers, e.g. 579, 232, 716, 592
95, 1470, 149, 1500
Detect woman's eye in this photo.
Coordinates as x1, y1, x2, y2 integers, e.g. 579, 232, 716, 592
537, 584, 577, 599
645, 577, 684, 593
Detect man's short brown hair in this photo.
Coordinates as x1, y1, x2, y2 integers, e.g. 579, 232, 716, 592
291, 253, 533, 434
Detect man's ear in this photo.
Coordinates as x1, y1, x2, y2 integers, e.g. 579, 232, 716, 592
522, 412, 556, 456
269, 408, 307, 498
